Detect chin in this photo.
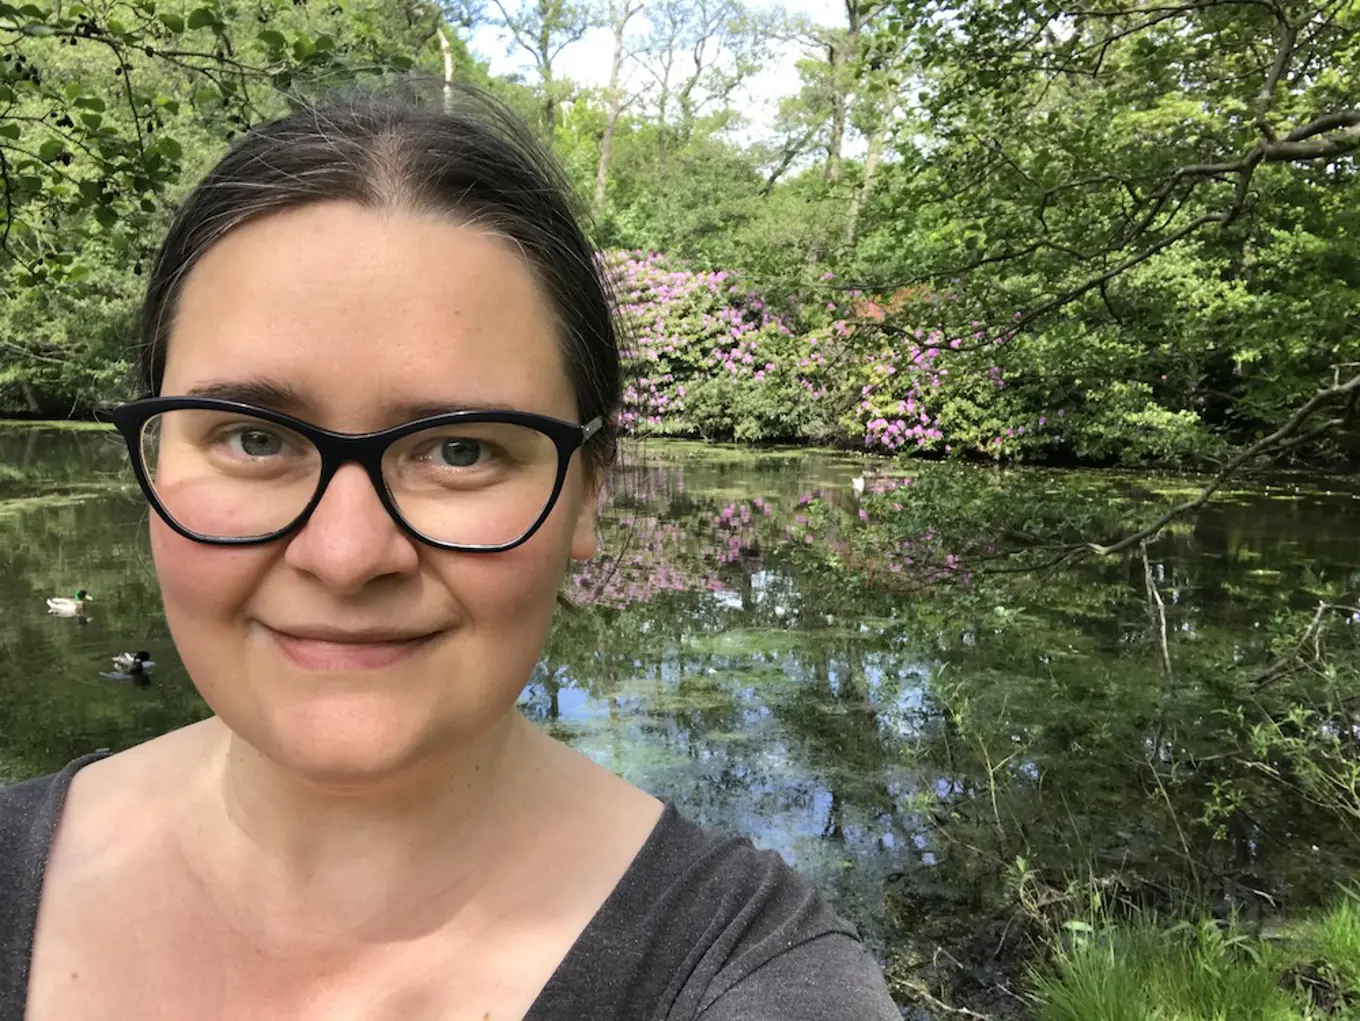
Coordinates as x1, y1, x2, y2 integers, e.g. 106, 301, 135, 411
258, 700, 450, 788
209, 663, 508, 790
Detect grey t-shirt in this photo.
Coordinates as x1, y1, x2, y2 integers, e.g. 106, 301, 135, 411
0, 754, 901, 1020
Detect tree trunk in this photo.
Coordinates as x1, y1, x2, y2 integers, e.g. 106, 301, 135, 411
594, 10, 630, 215
436, 24, 455, 112
824, 0, 866, 184
542, 71, 556, 134
654, 50, 674, 183
539, 17, 556, 134
594, 103, 620, 214
823, 41, 845, 184
19, 378, 40, 414
842, 112, 889, 248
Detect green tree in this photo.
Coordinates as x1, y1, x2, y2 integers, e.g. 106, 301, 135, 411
1, 0, 461, 413
483, 0, 595, 132
850, 0, 1360, 466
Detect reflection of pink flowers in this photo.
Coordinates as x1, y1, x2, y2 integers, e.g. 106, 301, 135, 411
570, 461, 975, 612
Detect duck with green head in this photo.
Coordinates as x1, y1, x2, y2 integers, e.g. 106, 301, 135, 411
46, 589, 92, 616
111, 650, 154, 675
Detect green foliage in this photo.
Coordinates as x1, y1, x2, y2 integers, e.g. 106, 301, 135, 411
0, 245, 137, 409
1033, 915, 1302, 1021
1032, 895, 1360, 1021
0, 0, 498, 414
847, 0, 1360, 463
1307, 888, 1360, 995
3, 0, 1356, 477
610, 250, 826, 442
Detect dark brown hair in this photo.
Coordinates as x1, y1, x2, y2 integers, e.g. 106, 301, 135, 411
136, 82, 621, 474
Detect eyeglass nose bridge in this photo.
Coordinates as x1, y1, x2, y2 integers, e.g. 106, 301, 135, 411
279, 434, 422, 546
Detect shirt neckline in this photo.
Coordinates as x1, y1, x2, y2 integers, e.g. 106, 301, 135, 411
20, 752, 682, 1020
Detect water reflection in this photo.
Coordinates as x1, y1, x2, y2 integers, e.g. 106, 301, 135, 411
3, 427, 1360, 960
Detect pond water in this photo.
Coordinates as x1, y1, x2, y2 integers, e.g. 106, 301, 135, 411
4, 423, 1360, 1006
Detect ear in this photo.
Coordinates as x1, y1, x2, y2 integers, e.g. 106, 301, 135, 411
569, 471, 602, 562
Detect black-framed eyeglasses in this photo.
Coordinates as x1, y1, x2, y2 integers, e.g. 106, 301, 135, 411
108, 396, 602, 553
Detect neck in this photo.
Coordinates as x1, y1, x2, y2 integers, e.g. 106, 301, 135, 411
180, 714, 541, 950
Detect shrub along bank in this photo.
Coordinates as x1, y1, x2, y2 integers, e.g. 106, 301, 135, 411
608, 251, 1283, 467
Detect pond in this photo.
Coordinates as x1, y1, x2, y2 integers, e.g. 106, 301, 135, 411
4, 423, 1360, 1013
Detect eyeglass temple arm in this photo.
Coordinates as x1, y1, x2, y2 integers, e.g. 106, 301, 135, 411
582, 417, 604, 443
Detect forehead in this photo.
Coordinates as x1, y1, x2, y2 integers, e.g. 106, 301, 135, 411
161, 201, 574, 427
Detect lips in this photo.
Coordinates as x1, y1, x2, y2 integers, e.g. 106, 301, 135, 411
261, 622, 444, 671
268, 624, 440, 644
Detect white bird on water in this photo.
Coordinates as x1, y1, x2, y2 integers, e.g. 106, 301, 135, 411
852, 477, 865, 498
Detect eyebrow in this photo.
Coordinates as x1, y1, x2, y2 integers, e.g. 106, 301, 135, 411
185, 379, 307, 410
182, 379, 527, 422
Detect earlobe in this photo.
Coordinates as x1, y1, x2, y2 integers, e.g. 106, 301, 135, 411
568, 478, 602, 562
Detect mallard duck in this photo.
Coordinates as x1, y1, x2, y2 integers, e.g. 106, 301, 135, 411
46, 589, 92, 616
111, 650, 154, 675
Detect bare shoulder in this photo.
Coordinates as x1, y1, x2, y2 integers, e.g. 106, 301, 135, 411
42, 717, 216, 902
53, 722, 212, 866
520, 723, 664, 856
27, 725, 220, 1021
30, 721, 666, 1021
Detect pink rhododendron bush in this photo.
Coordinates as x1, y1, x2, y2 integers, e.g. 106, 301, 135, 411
607, 250, 815, 442
604, 251, 1074, 459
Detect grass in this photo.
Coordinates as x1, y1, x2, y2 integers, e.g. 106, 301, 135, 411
1308, 891, 1360, 996
1031, 894, 1360, 1021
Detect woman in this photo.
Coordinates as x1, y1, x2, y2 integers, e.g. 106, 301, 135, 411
0, 86, 900, 1020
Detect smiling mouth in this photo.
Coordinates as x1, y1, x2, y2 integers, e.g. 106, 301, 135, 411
261, 624, 443, 671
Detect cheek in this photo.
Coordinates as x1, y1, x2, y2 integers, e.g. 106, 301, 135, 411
453, 506, 573, 628
150, 518, 269, 674
443, 481, 581, 659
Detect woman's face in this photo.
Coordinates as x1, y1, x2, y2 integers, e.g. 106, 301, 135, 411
154, 201, 599, 784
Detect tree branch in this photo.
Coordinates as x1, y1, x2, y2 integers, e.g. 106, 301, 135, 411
1253, 12, 1297, 141
1083, 372, 1360, 558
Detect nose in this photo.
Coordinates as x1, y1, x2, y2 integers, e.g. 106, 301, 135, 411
282, 462, 420, 594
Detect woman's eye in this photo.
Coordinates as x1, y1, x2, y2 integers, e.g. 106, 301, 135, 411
230, 428, 285, 457
436, 439, 485, 467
